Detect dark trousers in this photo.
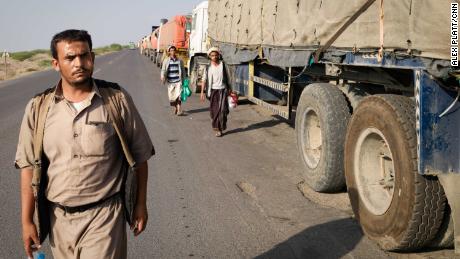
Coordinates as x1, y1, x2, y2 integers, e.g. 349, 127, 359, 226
210, 89, 229, 131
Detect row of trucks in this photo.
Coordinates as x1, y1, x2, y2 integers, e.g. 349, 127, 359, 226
139, 16, 191, 68
139, 2, 208, 93
145, 0, 460, 253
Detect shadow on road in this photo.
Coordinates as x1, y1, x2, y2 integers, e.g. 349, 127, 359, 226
254, 218, 364, 259
224, 117, 284, 136
185, 107, 209, 114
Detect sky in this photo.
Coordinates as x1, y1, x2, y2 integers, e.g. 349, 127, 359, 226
0, 0, 203, 52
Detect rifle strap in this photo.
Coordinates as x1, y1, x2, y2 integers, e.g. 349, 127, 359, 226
31, 89, 54, 189
99, 87, 136, 168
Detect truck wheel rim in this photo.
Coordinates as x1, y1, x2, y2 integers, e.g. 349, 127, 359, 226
301, 108, 322, 169
354, 128, 395, 216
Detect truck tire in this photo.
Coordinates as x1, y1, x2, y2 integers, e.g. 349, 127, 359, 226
429, 205, 454, 248
155, 53, 161, 67
190, 57, 208, 93
190, 61, 199, 93
339, 84, 368, 112
295, 83, 350, 192
344, 95, 446, 251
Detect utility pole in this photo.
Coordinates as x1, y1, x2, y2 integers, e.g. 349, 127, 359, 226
2, 50, 9, 80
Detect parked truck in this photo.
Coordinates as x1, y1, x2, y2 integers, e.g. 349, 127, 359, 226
148, 26, 159, 62
208, 0, 459, 252
151, 15, 192, 68
140, 36, 148, 56
188, 1, 209, 92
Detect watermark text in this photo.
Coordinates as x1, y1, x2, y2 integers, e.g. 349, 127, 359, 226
451, 3, 458, 66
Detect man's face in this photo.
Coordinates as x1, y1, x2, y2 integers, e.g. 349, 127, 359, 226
52, 41, 95, 87
169, 48, 176, 57
209, 52, 219, 62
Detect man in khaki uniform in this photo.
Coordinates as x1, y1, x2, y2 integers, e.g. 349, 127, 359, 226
15, 29, 154, 259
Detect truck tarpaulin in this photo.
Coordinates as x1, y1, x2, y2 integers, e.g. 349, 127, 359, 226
208, 0, 456, 65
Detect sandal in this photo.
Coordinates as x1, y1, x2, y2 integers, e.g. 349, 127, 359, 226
215, 131, 222, 137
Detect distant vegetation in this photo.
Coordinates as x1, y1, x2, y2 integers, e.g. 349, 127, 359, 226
1, 43, 127, 81
10, 49, 50, 61
93, 44, 124, 55
9, 43, 126, 62
38, 59, 52, 68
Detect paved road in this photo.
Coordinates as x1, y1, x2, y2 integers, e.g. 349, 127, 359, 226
0, 50, 455, 258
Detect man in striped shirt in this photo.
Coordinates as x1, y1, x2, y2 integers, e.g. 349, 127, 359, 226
161, 46, 186, 115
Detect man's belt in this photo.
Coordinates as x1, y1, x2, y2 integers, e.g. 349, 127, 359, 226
53, 192, 121, 214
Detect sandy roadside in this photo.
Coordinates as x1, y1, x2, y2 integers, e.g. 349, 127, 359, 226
0, 53, 53, 81
0, 50, 120, 82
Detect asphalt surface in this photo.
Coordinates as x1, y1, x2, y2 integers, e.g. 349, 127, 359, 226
0, 50, 455, 258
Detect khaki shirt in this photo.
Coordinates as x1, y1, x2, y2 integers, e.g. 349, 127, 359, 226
15, 80, 154, 206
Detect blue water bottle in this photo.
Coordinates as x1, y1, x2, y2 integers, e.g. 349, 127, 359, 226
34, 251, 45, 259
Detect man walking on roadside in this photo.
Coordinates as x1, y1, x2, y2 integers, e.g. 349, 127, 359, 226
161, 45, 186, 116
200, 47, 231, 137
15, 29, 155, 259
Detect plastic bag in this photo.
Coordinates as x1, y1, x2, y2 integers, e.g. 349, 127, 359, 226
181, 78, 192, 102
228, 91, 238, 109
181, 88, 188, 102
184, 78, 191, 97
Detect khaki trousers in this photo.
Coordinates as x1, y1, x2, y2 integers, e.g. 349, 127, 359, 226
49, 197, 127, 259
438, 174, 460, 254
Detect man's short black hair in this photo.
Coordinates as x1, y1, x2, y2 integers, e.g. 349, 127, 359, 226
50, 29, 92, 59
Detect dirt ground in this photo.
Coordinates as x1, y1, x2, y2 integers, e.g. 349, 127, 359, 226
0, 53, 53, 81
0, 50, 120, 81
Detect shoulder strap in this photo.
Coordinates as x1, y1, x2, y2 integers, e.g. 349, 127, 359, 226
31, 87, 55, 186
99, 86, 136, 168
206, 64, 212, 98
222, 62, 230, 89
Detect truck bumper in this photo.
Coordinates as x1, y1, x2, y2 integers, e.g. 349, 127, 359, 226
417, 70, 460, 176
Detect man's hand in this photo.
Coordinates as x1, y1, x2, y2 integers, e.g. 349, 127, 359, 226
21, 168, 39, 258
130, 202, 148, 236
200, 92, 205, 102
160, 76, 165, 84
22, 221, 40, 258
200, 82, 206, 102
